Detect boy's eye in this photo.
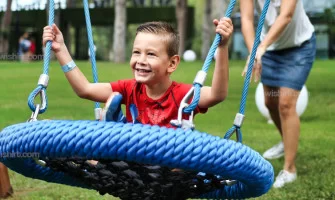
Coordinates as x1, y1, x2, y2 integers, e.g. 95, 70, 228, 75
148, 52, 155, 56
133, 51, 140, 54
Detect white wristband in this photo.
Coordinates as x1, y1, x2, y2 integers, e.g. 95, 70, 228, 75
61, 60, 77, 73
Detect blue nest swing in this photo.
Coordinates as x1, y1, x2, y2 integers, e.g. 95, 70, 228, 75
0, 0, 274, 199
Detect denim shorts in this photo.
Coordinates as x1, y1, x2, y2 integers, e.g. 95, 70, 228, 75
261, 33, 316, 91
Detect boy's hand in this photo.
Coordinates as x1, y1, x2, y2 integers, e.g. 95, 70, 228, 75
213, 17, 233, 47
42, 24, 65, 53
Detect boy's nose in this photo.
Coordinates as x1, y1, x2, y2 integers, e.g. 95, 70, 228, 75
137, 54, 147, 65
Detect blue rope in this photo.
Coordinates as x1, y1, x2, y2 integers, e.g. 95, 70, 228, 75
14, 1, 275, 198
83, 0, 100, 110
0, 120, 274, 199
184, 0, 236, 113
224, 0, 271, 141
2, 158, 88, 189
27, 0, 54, 114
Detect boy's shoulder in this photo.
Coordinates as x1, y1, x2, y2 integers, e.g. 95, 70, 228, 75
171, 81, 193, 94
111, 79, 137, 92
114, 79, 136, 85
172, 81, 192, 88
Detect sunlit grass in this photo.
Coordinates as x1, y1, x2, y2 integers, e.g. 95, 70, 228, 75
0, 59, 334, 199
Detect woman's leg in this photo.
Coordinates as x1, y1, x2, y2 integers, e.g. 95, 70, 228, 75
271, 87, 300, 188
278, 87, 300, 173
0, 163, 13, 198
262, 85, 286, 160
263, 86, 300, 188
263, 85, 281, 135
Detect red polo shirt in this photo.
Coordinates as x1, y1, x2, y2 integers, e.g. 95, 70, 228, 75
111, 79, 207, 128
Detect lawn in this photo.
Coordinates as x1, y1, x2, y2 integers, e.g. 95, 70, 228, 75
0, 60, 334, 200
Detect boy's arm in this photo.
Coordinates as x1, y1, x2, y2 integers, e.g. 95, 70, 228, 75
55, 45, 112, 103
198, 45, 229, 108
198, 18, 232, 108
43, 24, 112, 103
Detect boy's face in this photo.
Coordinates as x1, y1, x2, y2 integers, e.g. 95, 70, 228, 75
130, 32, 178, 84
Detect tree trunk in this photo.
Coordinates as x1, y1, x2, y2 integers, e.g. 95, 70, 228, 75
66, 0, 76, 8
176, 0, 187, 55
201, 0, 212, 60
0, 0, 13, 54
212, 0, 234, 56
45, 0, 59, 60
212, 0, 229, 19
0, 163, 13, 198
64, 0, 78, 54
113, 0, 127, 63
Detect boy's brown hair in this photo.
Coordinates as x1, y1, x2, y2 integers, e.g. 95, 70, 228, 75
136, 21, 179, 57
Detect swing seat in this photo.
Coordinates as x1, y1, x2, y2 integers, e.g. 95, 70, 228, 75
101, 93, 126, 122
0, 119, 274, 199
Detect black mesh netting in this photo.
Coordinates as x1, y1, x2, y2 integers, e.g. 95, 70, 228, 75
44, 158, 228, 200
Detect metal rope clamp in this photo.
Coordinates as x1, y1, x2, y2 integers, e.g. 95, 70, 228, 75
170, 71, 207, 130
170, 87, 195, 130
27, 74, 49, 122
28, 104, 41, 122
29, 74, 49, 166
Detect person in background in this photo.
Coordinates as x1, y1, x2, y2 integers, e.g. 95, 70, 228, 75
18, 32, 31, 62
240, 0, 316, 188
29, 37, 36, 61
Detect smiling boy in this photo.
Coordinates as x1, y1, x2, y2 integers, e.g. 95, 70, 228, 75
43, 19, 233, 128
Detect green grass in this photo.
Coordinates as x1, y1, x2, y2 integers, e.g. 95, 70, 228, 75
0, 60, 334, 200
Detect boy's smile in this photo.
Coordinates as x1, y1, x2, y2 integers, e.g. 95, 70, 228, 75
130, 32, 172, 84
134, 67, 152, 74
134, 67, 152, 79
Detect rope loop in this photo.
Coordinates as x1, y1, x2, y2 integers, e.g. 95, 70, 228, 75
27, 0, 54, 115
225, 0, 271, 142
180, 0, 237, 114
27, 85, 48, 114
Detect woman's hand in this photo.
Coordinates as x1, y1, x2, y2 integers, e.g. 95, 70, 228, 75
242, 47, 266, 82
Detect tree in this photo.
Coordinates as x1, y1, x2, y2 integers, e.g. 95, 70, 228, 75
176, 0, 187, 55
201, 0, 212, 60
212, 0, 229, 19
66, 0, 77, 8
64, 0, 78, 52
0, 0, 13, 54
201, 0, 234, 60
113, 0, 127, 62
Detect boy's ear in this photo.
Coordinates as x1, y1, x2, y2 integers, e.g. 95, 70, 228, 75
167, 55, 180, 73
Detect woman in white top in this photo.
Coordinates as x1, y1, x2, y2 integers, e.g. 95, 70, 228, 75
240, 0, 316, 188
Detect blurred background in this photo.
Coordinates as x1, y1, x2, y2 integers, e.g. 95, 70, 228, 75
0, 1, 335, 199
0, 0, 334, 62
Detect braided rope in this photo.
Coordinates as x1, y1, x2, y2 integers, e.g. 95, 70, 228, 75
239, 0, 270, 115
184, 0, 236, 113
83, 0, 100, 109
27, 0, 55, 113
224, 0, 271, 140
0, 120, 274, 199
186, 0, 271, 143
11, 1, 275, 198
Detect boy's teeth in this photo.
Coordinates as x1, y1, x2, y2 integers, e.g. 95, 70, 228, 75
137, 69, 150, 72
